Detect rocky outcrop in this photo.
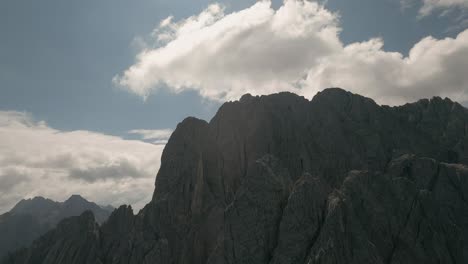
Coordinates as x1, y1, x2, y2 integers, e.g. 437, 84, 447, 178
4, 88, 468, 264
0, 195, 113, 258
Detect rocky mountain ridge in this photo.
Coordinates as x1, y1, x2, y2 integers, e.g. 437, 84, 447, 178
0, 195, 113, 258
3, 88, 468, 264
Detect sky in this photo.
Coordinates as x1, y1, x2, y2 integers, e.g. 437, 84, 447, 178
1, 0, 467, 213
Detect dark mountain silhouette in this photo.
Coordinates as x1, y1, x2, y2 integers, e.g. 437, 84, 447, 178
3, 88, 468, 264
0, 195, 113, 258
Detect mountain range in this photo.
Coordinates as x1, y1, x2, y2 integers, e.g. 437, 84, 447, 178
0, 195, 113, 258
3, 88, 468, 264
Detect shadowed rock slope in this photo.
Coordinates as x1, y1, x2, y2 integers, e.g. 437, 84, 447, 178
0, 195, 113, 259
3, 88, 468, 264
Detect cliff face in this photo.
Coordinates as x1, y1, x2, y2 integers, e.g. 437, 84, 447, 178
4, 88, 468, 264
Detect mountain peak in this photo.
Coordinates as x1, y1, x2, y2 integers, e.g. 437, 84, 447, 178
0, 194, 113, 258
316, 87, 349, 96
312, 87, 377, 106
10, 196, 58, 215
64, 194, 87, 204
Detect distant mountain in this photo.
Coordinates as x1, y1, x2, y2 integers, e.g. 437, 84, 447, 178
3, 88, 468, 264
0, 195, 113, 258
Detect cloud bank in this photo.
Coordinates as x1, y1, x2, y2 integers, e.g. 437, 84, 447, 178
0, 111, 165, 213
128, 129, 173, 144
115, 0, 468, 105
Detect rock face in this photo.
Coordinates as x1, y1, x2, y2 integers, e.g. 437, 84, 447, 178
4, 88, 468, 264
0, 195, 113, 258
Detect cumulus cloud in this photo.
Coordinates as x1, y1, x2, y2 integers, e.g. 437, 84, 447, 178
128, 129, 173, 144
301, 31, 468, 104
115, 0, 468, 105
0, 111, 165, 213
114, 0, 340, 100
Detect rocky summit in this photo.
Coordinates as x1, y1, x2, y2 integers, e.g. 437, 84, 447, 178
3, 88, 468, 264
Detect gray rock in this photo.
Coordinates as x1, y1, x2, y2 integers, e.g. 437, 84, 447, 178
4, 88, 468, 264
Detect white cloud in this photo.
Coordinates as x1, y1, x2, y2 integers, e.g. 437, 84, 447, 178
0, 111, 165, 213
401, 0, 468, 30
128, 128, 173, 144
159, 15, 173, 28
115, 0, 468, 105
302, 31, 468, 104
114, 0, 341, 100
418, 0, 468, 16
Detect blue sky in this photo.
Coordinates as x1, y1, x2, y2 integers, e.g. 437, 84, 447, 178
1, 0, 466, 135
0, 0, 467, 212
